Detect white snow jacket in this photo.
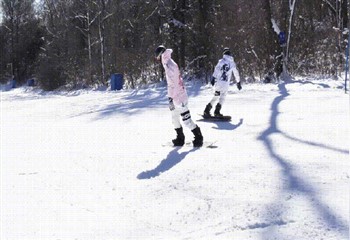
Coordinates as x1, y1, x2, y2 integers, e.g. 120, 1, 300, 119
212, 54, 240, 92
161, 49, 188, 106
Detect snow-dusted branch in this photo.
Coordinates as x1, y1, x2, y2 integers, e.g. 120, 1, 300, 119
271, 19, 280, 35
187, 55, 207, 67
145, 6, 158, 21
101, 12, 113, 22
322, 0, 336, 14
286, 0, 297, 67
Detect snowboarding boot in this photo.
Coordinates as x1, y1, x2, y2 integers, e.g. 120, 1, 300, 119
172, 127, 185, 146
203, 103, 212, 118
192, 126, 203, 147
214, 103, 223, 118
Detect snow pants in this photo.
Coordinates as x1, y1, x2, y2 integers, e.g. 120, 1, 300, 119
171, 101, 197, 130
209, 89, 228, 106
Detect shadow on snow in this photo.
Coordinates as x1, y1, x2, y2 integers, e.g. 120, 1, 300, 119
212, 118, 244, 131
257, 79, 348, 238
197, 118, 244, 131
137, 147, 198, 180
282, 132, 349, 155
88, 88, 168, 120
92, 82, 205, 120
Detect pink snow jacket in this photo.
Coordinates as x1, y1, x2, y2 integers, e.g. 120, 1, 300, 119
161, 49, 188, 105
213, 54, 240, 92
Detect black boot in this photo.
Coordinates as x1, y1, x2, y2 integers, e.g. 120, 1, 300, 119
192, 126, 203, 147
203, 103, 212, 118
214, 103, 223, 117
172, 127, 185, 146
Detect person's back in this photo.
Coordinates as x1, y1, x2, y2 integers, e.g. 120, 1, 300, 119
212, 54, 237, 92
155, 45, 203, 147
160, 49, 188, 106
203, 47, 242, 118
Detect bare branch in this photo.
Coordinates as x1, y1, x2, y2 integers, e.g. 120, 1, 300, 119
322, 0, 337, 15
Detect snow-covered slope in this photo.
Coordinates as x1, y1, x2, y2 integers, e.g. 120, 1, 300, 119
1, 78, 348, 240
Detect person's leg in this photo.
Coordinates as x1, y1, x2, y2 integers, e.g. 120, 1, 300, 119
214, 91, 227, 117
171, 107, 182, 129
171, 108, 185, 146
179, 103, 203, 147
204, 91, 220, 117
209, 91, 220, 106
191, 126, 203, 147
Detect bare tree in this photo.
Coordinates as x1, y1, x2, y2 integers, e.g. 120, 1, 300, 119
96, 0, 113, 84
1, 0, 42, 83
73, 0, 100, 84
322, 0, 348, 75
285, 0, 298, 74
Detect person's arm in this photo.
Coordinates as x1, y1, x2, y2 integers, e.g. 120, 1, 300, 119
162, 49, 177, 99
232, 61, 242, 90
211, 60, 222, 85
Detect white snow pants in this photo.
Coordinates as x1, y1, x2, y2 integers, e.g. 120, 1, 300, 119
209, 89, 228, 106
171, 101, 197, 130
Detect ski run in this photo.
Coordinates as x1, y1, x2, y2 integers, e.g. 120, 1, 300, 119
1, 77, 349, 240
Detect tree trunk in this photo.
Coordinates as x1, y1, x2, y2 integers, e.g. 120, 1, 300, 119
341, 0, 348, 30
198, 0, 212, 78
171, 0, 186, 69
262, 0, 280, 73
285, 0, 298, 74
98, 0, 107, 84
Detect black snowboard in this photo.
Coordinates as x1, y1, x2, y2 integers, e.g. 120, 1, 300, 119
199, 114, 231, 122
162, 141, 218, 149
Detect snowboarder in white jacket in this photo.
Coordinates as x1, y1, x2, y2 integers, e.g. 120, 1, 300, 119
155, 45, 203, 147
203, 47, 242, 118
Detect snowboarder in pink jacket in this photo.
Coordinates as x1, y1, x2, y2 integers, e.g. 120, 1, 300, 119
155, 45, 203, 147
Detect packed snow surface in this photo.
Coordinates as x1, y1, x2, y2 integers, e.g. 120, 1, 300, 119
1, 78, 349, 239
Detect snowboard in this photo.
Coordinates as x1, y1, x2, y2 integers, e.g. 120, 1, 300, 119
198, 114, 231, 122
162, 141, 218, 149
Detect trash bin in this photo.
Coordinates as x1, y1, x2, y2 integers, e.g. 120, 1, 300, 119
11, 79, 16, 88
27, 79, 35, 86
111, 73, 123, 91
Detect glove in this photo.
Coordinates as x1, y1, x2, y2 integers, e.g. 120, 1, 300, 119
236, 82, 242, 90
168, 97, 175, 111
210, 77, 216, 86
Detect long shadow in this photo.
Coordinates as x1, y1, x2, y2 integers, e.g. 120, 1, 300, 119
92, 83, 205, 120
66, 82, 204, 120
282, 132, 349, 155
137, 148, 198, 179
97, 88, 168, 119
257, 81, 348, 238
292, 79, 331, 88
69, 88, 168, 120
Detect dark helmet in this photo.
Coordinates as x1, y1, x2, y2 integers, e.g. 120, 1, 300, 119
155, 45, 166, 58
223, 47, 232, 56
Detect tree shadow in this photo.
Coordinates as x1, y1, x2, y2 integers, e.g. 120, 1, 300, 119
291, 79, 331, 88
137, 147, 198, 180
257, 81, 348, 238
282, 132, 349, 155
95, 88, 168, 120
69, 88, 168, 120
